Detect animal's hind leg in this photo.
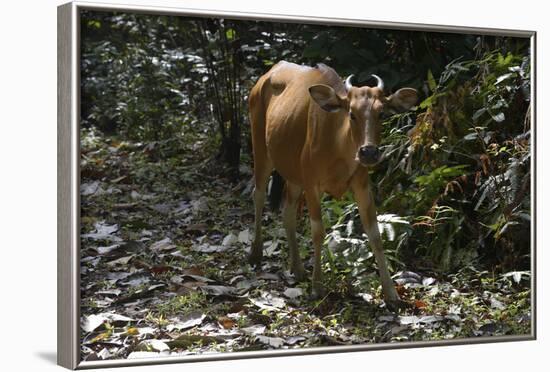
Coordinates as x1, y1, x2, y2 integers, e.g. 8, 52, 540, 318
282, 182, 305, 280
304, 188, 325, 299
249, 158, 273, 267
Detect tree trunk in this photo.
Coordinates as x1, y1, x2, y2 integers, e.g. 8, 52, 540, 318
220, 117, 241, 179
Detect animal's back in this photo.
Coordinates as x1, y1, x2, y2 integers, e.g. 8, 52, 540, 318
249, 61, 345, 185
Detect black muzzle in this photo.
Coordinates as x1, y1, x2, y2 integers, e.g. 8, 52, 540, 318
358, 145, 381, 165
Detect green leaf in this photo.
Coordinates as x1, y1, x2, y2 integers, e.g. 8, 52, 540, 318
427, 69, 437, 92
87, 20, 101, 29
495, 73, 514, 85
472, 108, 486, 122
225, 28, 236, 40
419, 93, 445, 109
463, 133, 479, 141
491, 112, 505, 123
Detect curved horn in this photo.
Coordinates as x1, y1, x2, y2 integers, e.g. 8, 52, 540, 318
371, 74, 384, 91
344, 75, 354, 91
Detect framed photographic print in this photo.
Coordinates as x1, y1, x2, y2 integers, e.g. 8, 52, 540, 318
57, 1, 536, 369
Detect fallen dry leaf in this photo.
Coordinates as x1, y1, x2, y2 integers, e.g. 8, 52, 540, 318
218, 316, 236, 329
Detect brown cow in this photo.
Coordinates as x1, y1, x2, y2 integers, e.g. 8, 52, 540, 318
248, 61, 417, 308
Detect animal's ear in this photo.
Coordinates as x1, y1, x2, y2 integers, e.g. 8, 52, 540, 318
386, 88, 418, 113
308, 84, 346, 112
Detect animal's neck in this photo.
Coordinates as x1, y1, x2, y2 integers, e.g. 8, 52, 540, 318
308, 110, 361, 170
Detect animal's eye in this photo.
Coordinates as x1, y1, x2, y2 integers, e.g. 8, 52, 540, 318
349, 112, 356, 121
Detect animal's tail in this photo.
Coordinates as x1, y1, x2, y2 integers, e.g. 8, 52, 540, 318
268, 171, 285, 211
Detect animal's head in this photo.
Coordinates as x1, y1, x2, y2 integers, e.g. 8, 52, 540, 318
308, 75, 418, 166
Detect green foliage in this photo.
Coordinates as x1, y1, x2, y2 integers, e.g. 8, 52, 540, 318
323, 194, 411, 289
155, 291, 207, 317
413, 165, 470, 205
372, 49, 531, 273
323, 46, 530, 275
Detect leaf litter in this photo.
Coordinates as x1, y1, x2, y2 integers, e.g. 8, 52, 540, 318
80, 130, 531, 360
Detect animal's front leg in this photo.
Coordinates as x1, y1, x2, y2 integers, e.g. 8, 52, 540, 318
304, 189, 325, 299
351, 176, 405, 310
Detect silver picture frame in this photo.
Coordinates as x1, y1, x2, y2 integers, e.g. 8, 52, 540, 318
58, 1, 537, 369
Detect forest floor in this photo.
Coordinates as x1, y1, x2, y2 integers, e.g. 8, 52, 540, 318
79, 129, 532, 361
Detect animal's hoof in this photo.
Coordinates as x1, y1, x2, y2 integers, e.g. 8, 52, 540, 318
248, 244, 263, 267
385, 298, 411, 311
248, 254, 262, 267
